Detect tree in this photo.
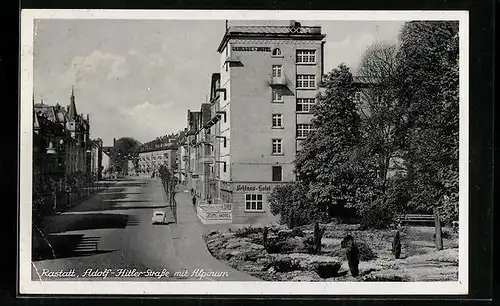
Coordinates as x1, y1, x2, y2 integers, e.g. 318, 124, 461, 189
396, 21, 459, 249
354, 41, 408, 227
269, 182, 326, 228
294, 64, 367, 217
109, 137, 141, 175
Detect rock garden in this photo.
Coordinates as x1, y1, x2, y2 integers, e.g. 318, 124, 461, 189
202, 222, 459, 282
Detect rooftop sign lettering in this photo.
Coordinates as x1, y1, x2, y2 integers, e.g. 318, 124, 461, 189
232, 46, 271, 52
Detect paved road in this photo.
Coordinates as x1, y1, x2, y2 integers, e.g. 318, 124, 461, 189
31, 178, 257, 282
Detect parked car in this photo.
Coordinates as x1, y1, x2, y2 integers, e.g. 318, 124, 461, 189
152, 210, 166, 225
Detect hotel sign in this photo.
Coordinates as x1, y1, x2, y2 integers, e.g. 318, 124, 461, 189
235, 184, 273, 192
232, 46, 271, 52
206, 212, 231, 220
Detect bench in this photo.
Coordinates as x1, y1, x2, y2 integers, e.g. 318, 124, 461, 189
400, 214, 435, 226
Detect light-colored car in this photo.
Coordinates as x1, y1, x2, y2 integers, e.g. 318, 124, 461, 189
152, 211, 166, 224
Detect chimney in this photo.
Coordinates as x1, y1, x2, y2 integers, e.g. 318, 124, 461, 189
113, 138, 116, 146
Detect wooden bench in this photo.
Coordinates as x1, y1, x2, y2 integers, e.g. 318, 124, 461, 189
400, 214, 435, 226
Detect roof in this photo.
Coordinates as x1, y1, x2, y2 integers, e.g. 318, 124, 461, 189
139, 145, 178, 154
68, 87, 77, 119
217, 25, 325, 52
34, 103, 57, 122
228, 25, 323, 34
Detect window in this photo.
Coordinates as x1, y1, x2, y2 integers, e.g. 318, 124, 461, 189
272, 65, 283, 78
245, 194, 263, 211
296, 98, 315, 112
272, 166, 282, 182
296, 50, 316, 64
272, 139, 283, 155
272, 48, 282, 57
296, 75, 316, 88
272, 89, 283, 102
223, 162, 227, 172
223, 137, 227, 148
297, 124, 313, 139
354, 91, 361, 103
272, 114, 283, 128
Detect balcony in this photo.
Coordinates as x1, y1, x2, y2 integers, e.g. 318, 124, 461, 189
224, 56, 243, 67
269, 75, 290, 88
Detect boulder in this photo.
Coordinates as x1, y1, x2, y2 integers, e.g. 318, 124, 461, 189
291, 271, 320, 282
240, 264, 263, 273
272, 257, 302, 272
256, 257, 274, 271
362, 270, 410, 282
281, 253, 343, 272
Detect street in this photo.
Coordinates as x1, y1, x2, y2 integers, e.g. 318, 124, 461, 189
32, 178, 257, 282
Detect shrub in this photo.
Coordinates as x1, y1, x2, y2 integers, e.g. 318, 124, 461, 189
234, 226, 262, 238
359, 201, 397, 230
357, 241, 377, 261
272, 258, 301, 272
291, 227, 305, 237
269, 182, 327, 228
265, 237, 300, 254
313, 262, 341, 278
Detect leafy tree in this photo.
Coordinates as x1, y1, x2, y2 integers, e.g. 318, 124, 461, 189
269, 182, 327, 228
354, 41, 409, 227
396, 21, 459, 249
294, 64, 368, 217
109, 137, 141, 174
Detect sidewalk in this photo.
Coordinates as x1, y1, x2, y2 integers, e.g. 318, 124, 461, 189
171, 188, 259, 281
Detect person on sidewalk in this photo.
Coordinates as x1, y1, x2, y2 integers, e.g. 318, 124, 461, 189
192, 195, 197, 206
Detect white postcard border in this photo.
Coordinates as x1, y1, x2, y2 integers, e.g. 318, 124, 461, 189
19, 9, 469, 295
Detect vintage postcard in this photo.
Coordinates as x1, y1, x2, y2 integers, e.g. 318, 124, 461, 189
19, 10, 469, 295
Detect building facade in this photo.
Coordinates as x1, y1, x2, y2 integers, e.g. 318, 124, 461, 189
90, 138, 104, 180
34, 88, 91, 178
137, 145, 177, 178
188, 22, 325, 224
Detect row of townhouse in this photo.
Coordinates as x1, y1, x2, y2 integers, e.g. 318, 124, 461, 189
33, 87, 107, 180
183, 21, 326, 225
33, 87, 108, 214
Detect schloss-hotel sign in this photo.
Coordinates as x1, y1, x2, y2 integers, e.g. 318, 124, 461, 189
232, 46, 271, 52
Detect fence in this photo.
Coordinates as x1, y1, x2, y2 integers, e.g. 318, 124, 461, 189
33, 177, 113, 219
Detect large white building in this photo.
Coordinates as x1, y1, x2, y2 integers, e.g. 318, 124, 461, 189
187, 21, 326, 224
137, 145, 177, 178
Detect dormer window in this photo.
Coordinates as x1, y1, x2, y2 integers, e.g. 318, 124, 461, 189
272, 48, 283, 57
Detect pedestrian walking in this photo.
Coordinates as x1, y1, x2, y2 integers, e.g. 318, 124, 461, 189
190, 188, 194, 196
192, 195, 197, 206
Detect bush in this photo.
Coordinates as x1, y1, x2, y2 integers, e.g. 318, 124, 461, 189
272, 258, 301, 273
291, 227, 305, 237
234, 226, 262, 238
313, 262, 341, 278
269, 182, 327, 228
359, 202, 397, 230
357, 241, 377, 261
265, 237, 302, 254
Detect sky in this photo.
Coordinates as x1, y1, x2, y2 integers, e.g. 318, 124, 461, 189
33, 19, 405, 146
